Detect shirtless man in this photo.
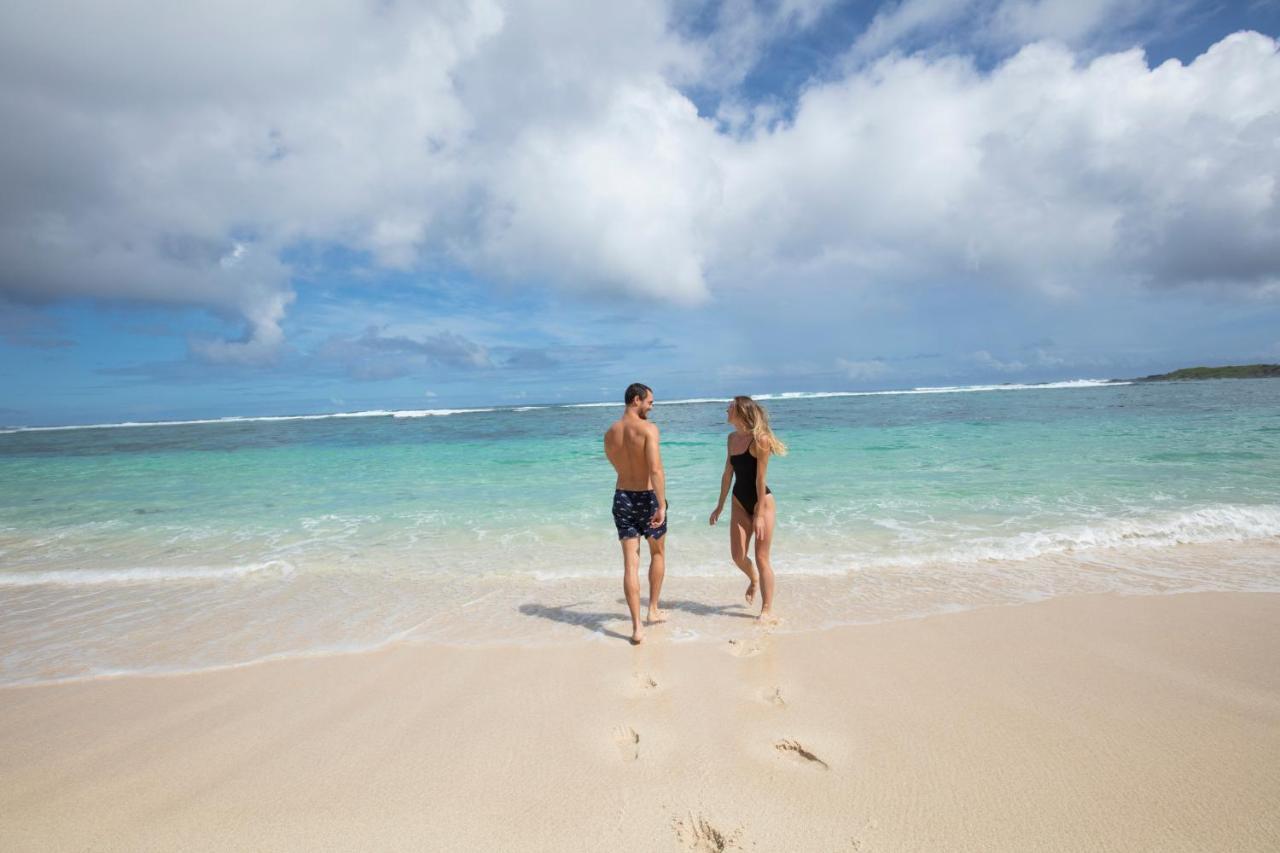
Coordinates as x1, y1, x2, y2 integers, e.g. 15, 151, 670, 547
604, 382, 667, 644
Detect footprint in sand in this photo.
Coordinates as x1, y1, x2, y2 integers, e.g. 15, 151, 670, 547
726, 638, 761, 658
761, 686, 786, 707
851, 818, 879, 850
613, 725, 639, 761
774, 738, 829, 770
634, 673, 659, 691
672, 812, 742, 852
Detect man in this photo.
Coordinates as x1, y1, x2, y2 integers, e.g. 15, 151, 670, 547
604, 382, 667, 644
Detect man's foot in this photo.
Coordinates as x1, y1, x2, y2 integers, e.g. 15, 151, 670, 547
647, 607, 667, 625
630, 628, 645, 645
745, 577, 758, 605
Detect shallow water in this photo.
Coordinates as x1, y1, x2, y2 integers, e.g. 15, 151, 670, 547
2, 379, 1278, 685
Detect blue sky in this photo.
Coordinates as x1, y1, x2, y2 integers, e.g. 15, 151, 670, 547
2, 0, 1279, 426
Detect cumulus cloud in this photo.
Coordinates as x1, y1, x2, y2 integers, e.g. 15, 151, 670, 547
1, 0, 1278, 367
715, 30, 1280, 299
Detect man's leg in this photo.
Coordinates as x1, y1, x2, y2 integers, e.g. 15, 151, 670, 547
645, 534, 666, 624
621, 537, 644, 644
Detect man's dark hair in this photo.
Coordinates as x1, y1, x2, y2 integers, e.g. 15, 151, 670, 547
624, 382, 652, 406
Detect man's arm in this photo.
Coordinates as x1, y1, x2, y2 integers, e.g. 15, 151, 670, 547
646, 423, 666, 525
603, 426, 619, 473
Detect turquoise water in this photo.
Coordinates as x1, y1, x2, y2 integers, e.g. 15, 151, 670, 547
2, 379, 1279, 684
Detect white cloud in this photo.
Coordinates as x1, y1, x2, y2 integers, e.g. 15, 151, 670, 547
189, 288, 295, 366
835, 357, 889, 380
1, 1, 1277, 366
849, 0, 977, 61
990, 0, 1163, 47
465, 80, 723, 303
714, 31, 1280, 299
972, 349, 1027, 372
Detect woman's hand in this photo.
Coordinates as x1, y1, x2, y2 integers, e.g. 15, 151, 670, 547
709, 505, 723, 526
753, 514, 766, 541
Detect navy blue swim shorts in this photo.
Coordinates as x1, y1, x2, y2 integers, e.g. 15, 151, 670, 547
612, 489, 668, 540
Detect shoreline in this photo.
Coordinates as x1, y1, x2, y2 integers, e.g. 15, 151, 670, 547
3, 590, 1278, 851
6, 536, 1279, 689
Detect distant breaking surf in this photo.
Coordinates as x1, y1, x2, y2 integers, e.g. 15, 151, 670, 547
0, 379, 1129, 433
0, 408, 498, 434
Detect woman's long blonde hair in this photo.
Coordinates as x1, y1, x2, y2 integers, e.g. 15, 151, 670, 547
732, 396, 787, 456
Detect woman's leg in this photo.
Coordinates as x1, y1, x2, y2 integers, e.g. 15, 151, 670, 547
729, 497, 758, 603
753, 494, 777, 621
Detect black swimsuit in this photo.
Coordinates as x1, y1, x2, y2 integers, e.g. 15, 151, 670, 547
730, 439, 771, 515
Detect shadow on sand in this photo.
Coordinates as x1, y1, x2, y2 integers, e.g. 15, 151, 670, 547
519, 597, 757, 640
518, 602, 632, 641
615, 598, 757, 620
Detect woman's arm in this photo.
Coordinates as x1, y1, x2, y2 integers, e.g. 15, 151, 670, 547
709, 436, 733, 525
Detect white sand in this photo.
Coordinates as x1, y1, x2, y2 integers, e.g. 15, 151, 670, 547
2, 591, 1278, 851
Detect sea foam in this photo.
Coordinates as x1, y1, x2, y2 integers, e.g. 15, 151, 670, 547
0, 560, 294, 588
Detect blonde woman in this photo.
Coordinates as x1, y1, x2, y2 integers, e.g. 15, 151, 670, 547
709, 395, 787, 622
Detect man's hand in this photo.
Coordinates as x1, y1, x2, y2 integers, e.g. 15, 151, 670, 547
650, 503, 666, 529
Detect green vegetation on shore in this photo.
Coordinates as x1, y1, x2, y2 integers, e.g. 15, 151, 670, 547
1134, 364, 1280, 382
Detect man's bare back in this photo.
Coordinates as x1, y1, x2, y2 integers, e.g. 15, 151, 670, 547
604, 416, 659, 491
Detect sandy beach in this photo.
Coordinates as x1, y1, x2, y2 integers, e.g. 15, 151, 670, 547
2, 590, 1278, 852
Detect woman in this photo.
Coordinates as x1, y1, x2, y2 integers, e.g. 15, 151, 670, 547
709, 395, 787, 622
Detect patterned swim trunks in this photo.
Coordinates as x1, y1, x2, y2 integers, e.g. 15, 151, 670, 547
612, 489, 669, 540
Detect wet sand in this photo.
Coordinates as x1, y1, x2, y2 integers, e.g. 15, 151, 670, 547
2, 591, 1278, 852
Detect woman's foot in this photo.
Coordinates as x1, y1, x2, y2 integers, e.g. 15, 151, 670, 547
630, 627, 645, 645
646, 607, 667, 625
756, 609, 779, 626
745, 575, 759, 605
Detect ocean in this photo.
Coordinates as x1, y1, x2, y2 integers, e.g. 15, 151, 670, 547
2, 378, 1278, 686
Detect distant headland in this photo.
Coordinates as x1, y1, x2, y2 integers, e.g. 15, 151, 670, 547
1132, 364, 1280, 382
